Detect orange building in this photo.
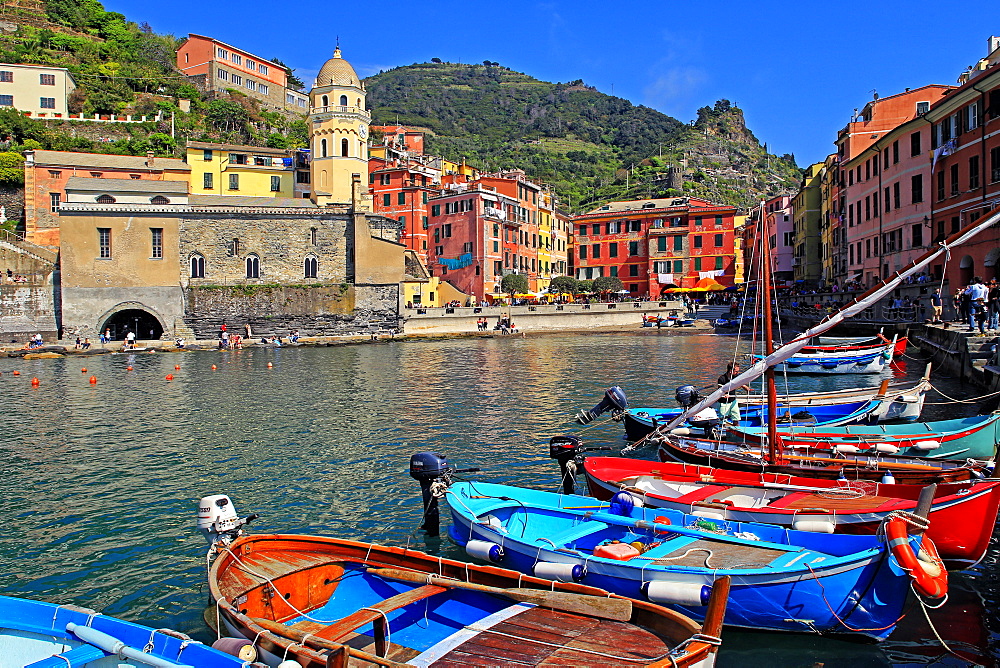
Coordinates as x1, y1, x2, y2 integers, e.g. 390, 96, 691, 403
369, 156, 439, 264
175, 34, 307, 114
22, 150, 190, 247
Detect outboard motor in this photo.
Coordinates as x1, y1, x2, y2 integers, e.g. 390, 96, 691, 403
674, 384, 700, 409
409, 452, 480, 537
548, 436, 611, 494
576, 386, 629, 424
197, 494, 259, 549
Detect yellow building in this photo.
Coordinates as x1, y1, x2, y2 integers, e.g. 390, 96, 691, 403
440, 157, 479, 181
0, 63, 76, 119
185, 141, 298, 198
309, 48, 371, 207
733, 214, 747, 283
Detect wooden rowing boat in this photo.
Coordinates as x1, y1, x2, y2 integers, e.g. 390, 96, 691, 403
209, 533, 729, 667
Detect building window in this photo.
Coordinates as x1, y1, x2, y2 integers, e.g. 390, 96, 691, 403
0, 94, 11, 107
609, 242, 619, 257
693, 257, 702, 271
693, 236, 702, 248
151, 195, 169, 204
49, 192, 60, 212
714, 233, 723, 247
229, 174, 239, 190
39, 73, 55, 86
397, 191, 406, 205
217, 47, 228, 59
673, 235, 683, 251
950, 164, 959, 196
39, 97, 55, 109
592, 223, 601, 235
970, 155, 980, 190
628, 241, 639, 256
592, 243, 601, 259
628, 264, 639, 277
259, 65, 268, 76
246, 255, 260, 278
321, 95, 328, 107
310, 227, 318, 245
246, 80, 256, 92
911, 174, 923, 203
715, 256, 723, 270
937, 171, 945, 201
231, 74, 242, 85
0, 71, 12, 82
150, 228, 163, 258
320, 138, 328, 157
203, 173, 213, 189
341, 138, 349, 156
579, 245, 587, 260
431, 204, 440, 216
892, 140, 899, 164
217, 69, 228, 81
190, 255, 205, 278
98, 228, 111, 258
231, 53, 241, 65
893, 181, 900, 209
911, 223, 923, 248
383, 193, 391, 206
270, 175, 281, 192
910, 132, 921, 157
246, 60, 255, 71
304, 256, 318, 279
96, 194, 116, 204
339, 94, 348, 106
259, 84, 268, 95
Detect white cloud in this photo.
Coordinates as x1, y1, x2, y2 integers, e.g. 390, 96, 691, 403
642, 66, 708, 117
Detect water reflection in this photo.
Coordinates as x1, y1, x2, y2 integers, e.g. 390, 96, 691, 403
0, 332, 994, 666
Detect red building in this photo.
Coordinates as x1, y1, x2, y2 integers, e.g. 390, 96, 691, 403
368, 156, 438, 265
925, 39, 1000, 286
573, 196, 738, 296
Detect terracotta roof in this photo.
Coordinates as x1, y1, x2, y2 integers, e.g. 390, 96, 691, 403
65, 177, 188, 193
30, 150, 189, 172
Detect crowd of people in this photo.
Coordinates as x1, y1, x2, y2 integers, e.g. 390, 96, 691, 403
4, 269, 31, 283
954, 277, 1000, 335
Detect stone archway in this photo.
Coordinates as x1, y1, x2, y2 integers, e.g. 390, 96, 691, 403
984, 247, 1000, 280
97, 302, 167, 342
959, 255, 975, 286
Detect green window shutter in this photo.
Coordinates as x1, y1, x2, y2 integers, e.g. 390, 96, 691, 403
657, 236, 666, 252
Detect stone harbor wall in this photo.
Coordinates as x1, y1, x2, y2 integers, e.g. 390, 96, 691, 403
0, 241, 57, 341
184, 283, 399, 339
0, 185, 25, 225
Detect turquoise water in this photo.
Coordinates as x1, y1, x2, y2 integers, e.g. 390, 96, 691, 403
0, 332, 994, 666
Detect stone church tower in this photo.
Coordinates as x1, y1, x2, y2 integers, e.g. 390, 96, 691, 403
309, 48, 370, 209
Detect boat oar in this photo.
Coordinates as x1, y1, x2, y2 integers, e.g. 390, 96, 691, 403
366, 567, 633, 622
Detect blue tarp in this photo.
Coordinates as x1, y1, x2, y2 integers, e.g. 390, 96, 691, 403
440, 253, 473, 270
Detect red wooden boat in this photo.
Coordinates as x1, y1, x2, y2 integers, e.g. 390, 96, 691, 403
653, 432, 989, 484
583, 456, 1000, 568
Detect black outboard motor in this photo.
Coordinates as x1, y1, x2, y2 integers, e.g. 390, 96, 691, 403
548, 435, 611, 494
576, 386, 629, 424
675, 384, 720, 437
409, 452, 450, 537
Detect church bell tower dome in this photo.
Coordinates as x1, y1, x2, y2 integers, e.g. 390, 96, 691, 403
316, 47, 364, 89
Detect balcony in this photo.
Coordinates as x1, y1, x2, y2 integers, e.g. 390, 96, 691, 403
309, 105, 372, 122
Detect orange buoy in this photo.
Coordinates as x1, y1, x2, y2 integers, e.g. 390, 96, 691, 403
30, 377, 40, 387
81, 368, 87, 373
165, 374, 174, 380
12, 370, 20, 376
174, 364, 181, 370
126, 366, 133, 371
89, 375, 97, 384
211, 364, 217, 370
267, 362, 273, 368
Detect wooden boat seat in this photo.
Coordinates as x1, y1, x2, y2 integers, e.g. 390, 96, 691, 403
542, 521, 610, 547
313, 584, 447, 641
285, 618, 422, 662
647, 539, 787, 569
670, 484, 731, 503
775, 493, 905, 512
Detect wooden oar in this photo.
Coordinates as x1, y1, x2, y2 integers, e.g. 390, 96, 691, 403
365, 567, 633, 622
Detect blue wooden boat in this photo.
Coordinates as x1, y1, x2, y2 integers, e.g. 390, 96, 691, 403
622, 398, 881, 440
445, 481, 934, 640
725, 412, 1000, 460
0, 594, 257, 667
751, 343, 893, 374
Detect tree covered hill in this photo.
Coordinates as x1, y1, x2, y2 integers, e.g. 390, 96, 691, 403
365, 62, 802, 212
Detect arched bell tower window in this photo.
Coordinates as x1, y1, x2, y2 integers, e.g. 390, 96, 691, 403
341, 138, 349, 157
190, 254, 205, 278
304, 255, 318, 279
339, 94, 348, 106
321, 94, 329, 107
246, 254, 260, 279
96, 194, 116, 204
151, 195, 169, 204
320, 138, 328, 157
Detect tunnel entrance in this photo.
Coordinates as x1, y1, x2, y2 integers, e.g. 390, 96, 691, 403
100, 308, 164, 342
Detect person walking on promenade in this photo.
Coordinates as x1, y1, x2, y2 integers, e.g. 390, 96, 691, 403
989, 280, 1000, 332
965, 277, 988, 333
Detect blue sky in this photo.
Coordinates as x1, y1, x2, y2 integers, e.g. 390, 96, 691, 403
106, 0, 996, 167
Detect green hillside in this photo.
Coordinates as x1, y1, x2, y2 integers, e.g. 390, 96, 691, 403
365, 63, 802, 212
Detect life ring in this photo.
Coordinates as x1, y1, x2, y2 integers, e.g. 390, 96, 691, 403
885, 518, 947, 599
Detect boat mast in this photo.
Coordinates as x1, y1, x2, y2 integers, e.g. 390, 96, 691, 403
758, 203, 780, 464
